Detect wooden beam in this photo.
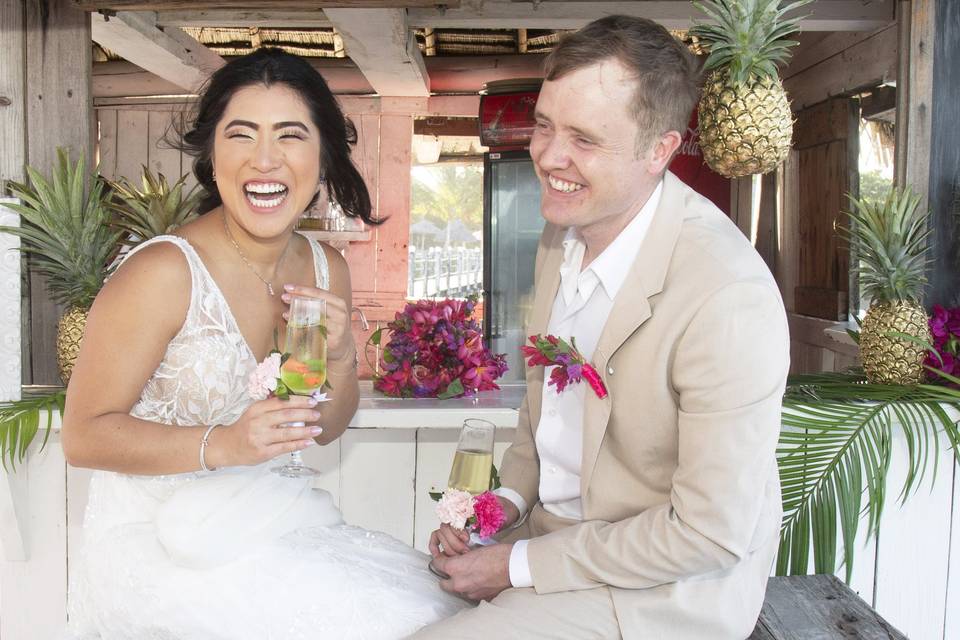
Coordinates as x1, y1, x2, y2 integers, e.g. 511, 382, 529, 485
783, 24, 897, 111
156, 8, 330, 28
324, 8, 428, 97
407, 0, 895, 31
0, 0, 26, 189
91, 11, 224, 91
77, 0, 455, 9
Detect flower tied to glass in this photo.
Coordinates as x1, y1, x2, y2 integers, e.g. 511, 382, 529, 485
521, 334, 608, 399
432, 489, 506, 544
248, 350, 329, 403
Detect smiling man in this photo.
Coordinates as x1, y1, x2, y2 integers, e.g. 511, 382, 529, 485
414, 15, 790, 640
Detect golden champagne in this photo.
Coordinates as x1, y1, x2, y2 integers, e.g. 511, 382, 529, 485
448, 449, 493, 494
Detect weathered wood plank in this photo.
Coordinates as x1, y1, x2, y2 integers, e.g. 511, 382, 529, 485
147, 110, 183, 180
784, 24, 897, 113
97, 108, 119, 179
751, 575, 907, 639
115, 109, 150, 182
0, 0, 26, 189
77, 0, 456, 9
25, 0, 93, 385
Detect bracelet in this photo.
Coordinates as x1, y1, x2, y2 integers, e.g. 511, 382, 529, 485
199, 424, 220, 472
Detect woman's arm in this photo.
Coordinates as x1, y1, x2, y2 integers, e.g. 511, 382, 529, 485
62, 243, 320, 474
282, 243, 359, 445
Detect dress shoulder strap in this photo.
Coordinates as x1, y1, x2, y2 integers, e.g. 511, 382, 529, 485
299, 233, 331, 290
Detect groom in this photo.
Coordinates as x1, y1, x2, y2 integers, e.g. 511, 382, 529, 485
415, 15, 789, 640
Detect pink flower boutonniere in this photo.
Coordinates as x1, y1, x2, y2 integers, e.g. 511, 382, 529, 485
521, 334, 608, 399
433, 489, 506, 540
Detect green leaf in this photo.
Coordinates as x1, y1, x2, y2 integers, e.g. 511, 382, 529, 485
368, 328, 383, 346
429, 489, 444, 502
489, 463, 501, 490
0, 390, 66, 471
437, 378, 464, 400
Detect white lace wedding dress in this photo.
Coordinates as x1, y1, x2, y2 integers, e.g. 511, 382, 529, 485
67, 235, 468, 640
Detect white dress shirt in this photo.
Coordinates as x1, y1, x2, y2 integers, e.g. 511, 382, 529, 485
499, 180, 663, 588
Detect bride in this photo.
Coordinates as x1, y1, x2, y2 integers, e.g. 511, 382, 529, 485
62, 48, 468, 639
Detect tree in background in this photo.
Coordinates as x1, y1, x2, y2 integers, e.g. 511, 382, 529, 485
411, 164, 483, 235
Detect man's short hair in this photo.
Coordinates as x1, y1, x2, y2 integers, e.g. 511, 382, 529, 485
544, 15, 701, 152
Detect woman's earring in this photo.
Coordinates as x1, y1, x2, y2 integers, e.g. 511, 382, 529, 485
212, 170, 217, 182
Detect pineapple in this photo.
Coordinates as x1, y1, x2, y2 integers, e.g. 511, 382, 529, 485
1, 148, 121, 384
106, 167, 201, 248
690, 0, 811, 177
847, 187, 933, 385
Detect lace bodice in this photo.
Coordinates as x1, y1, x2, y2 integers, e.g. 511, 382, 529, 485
126, 234, 329, 429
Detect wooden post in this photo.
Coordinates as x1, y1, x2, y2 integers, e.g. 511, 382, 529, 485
24, 0, 93, 385
897, 0, 958, 305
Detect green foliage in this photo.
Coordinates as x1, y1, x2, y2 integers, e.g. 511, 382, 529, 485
411, 164, 483, 231
777, 372, 960, 583
844, 185, 932, 304
0, 390, 66, 471
859, 170, 893, 209
690, 0, 812, 85
106, 167, 201, 247
0, 149, 122, 310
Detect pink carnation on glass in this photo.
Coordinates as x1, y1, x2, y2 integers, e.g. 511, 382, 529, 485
435, 488, 475, 530
248, 352, 282, 400
472, 491, 506, 538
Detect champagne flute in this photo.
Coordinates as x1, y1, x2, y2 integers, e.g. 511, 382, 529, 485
272, 295, 327, 478
429, 418, 497, 578
447, 418, 496, 494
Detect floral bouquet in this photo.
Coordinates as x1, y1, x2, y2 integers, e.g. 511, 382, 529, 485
926, 304, 960, 384
433, 489, 506, 544
368, 296, 508, 399
521, 334, 608, 398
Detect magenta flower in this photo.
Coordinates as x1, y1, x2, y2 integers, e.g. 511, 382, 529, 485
372, 295, 508, 399
927, 305, 960, 385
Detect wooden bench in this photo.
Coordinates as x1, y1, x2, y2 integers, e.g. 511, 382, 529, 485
750, 575, 907, 639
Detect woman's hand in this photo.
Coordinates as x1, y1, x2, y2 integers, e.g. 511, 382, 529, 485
205, 396, 322, 468
281, 284, 354, 364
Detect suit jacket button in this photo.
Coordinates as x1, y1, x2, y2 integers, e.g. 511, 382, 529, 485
607, 366, 614, 375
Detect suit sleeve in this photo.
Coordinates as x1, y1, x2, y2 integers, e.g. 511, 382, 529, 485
526, 281, 789, 592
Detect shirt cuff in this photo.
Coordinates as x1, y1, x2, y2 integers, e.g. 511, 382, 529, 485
508, 539, 534, 588
493, 487, 528, 521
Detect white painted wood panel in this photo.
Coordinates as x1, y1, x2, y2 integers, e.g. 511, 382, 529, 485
338, 428, 417, 545
873, 424, 957, 640
0, 435, 68, 640
945, 463, 959, 639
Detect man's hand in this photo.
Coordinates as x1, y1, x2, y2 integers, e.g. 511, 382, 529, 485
432, 543, 514, 601
428, 495, 522, 558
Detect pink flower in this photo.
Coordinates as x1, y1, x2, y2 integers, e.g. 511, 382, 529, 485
247, 352, 282, 400
472, 491, 506, 538
435, 488, 475, 530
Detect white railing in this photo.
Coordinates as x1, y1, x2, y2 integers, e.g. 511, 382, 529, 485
407, 246, 483, 300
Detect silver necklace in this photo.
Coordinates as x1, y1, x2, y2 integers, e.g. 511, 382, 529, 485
223, 214, 288, 296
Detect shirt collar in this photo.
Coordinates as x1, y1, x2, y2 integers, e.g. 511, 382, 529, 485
559, 179, 663, 302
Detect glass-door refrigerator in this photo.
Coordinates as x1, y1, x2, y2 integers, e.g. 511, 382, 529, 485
483, 150, 545, 383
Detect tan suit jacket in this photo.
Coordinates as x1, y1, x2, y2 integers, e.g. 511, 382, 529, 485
498, 171, 789, 640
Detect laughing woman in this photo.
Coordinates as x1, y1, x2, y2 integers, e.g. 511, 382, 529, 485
62, 49, 467, 639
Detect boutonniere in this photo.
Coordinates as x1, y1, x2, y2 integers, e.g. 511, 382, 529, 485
521, 334, 608, 399
433, 489, 507, 541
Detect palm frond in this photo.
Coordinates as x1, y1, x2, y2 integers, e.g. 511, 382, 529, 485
0, 390, 66, 471
777, 372, 960, 583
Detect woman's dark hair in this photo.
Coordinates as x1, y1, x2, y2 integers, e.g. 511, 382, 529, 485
176, 48, 377, 224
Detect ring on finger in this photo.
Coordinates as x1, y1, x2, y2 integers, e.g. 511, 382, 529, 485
438, 542, 445, 553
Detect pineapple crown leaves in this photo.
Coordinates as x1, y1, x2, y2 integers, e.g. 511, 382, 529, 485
106, 166, 201, 247
0, 148, 122, 310
690, 0, 813, 86
844, 186, 932, 304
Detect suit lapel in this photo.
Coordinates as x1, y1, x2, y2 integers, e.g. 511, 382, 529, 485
524, 224, 564, 432
580, 172, 693, 500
